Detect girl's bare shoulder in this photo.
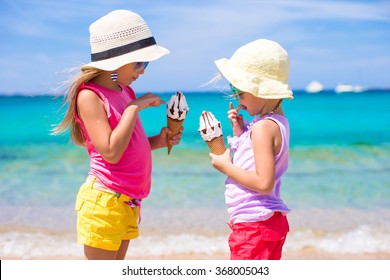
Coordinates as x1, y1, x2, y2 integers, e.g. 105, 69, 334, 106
252, 118, 279, 132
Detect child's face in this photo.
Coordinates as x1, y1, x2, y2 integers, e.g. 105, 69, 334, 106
237, 92, 265, 116
116, 62, 146, 85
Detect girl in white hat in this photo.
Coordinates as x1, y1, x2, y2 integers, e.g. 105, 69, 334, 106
53, 10, 182, 259
209, 39, 293, 260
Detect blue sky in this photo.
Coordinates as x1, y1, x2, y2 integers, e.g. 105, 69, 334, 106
0, 0, 389, 94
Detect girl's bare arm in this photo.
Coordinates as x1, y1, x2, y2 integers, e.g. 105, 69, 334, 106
77, 90, 164, 163
210, 120, 280, 194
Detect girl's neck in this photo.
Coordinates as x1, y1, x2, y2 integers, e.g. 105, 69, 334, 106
259, 100, 283, 117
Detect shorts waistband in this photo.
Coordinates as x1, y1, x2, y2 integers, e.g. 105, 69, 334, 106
86, 175, 120, 197
86, 176, 138, 202
86, 176, 142, 223
227, 212, 284, 229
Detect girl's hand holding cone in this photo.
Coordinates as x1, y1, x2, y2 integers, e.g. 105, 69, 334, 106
209, 148, 231, 173
149, 126, 184, 150
166, 125, 184, 152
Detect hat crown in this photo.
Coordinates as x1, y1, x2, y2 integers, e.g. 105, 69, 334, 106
82, 10, 169, 71
214, 39, 293, 99
231, 39, 290, 83
89, 10, 153, 54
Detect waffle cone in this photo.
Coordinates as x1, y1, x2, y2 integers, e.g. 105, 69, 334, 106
206, 136, 226, 155
167, 117, 184, 155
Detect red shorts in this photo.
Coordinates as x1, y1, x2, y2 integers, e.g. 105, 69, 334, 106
228, 212, 289, 260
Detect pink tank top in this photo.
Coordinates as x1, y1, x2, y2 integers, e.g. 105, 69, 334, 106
75, 82, 152, 199
225, 114, 291, 223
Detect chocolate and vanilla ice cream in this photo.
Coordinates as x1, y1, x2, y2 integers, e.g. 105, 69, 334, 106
166, 92, 189, 154
198, 111, 226, 155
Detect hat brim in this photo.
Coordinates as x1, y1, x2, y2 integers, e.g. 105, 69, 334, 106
215, 58, 293, 100
81, 45, 169, 71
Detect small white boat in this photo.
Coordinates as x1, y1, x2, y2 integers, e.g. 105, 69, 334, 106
335, 84, 366, 93
306, 80, 324, 93
335, 83, 355, 93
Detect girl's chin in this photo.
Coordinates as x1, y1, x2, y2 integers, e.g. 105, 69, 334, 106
243, 108, 255, 116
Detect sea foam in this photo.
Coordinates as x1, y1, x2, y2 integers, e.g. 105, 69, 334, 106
1, 226, 390, 259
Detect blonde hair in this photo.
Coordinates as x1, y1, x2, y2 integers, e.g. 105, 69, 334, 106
52, 67, 105, 146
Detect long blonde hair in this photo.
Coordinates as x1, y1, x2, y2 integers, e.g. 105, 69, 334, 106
52, 67, 105, 146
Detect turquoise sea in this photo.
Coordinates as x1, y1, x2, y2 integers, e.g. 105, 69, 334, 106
1, 90, 389, 259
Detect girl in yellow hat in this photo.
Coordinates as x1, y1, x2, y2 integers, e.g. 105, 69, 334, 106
209, 39, 293, 260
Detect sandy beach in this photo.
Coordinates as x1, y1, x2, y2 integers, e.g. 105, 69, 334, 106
0, 225, 390, 260
2, 208, 389, 260
2, 243, 389, 260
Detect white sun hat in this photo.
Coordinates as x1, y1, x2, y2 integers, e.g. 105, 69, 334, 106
81, 10, 169, 71
215, 39, 293, 99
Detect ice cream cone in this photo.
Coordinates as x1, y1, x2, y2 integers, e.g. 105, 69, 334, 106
167, 117, 184, 154
166, 92, 189, 155
198, 111, 225, 155
206, 136, 226, 155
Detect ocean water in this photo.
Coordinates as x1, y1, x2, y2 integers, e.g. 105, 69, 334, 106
1, 90, 390, 259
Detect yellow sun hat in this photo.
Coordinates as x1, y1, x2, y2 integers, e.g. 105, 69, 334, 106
215, 39, 293, 99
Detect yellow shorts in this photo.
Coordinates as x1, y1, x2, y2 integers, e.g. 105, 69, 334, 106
75, 177, 139, 251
